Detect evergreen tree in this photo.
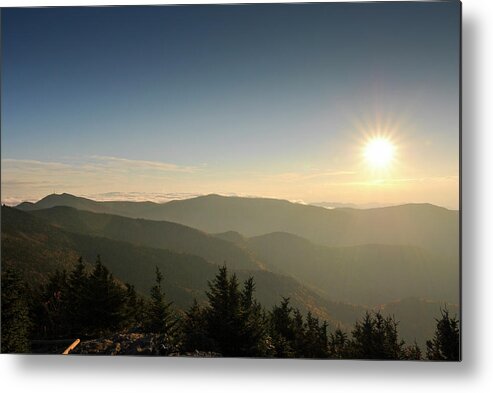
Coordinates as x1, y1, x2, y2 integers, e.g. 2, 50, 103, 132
182, 299, 214, 352
66, 257, 90, 334
403, 341, 422, 360
32, 257, 136, 339
144, 266, 176, 336
300, 312, 329, 358
426, 308, 460, 361
84, 255, 128, 335
1, 267, 32, 353
292, 308, 306, 356
350, 311, 405, 359
237, 277, 272, 356
328, 328, 350, 359
204, 266, 270, 357
270, 297, 295, 357
123, 283, 144, 327
37, 269, 69, 338
205, 265, 238, 355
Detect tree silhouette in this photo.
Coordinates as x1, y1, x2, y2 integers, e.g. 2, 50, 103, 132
302, 312, 329, 358
328, 328, 350, 359
270, 297, 295, 357
2, 258, 459, 359
237, 277, 272, 356
182, 299, 214, 352
403, 341, 422, 360
426, 307, 460, 361
66, 257, 90, 334
144, 266, 176, 336
123, 283, 144, 326
1, 267, 32, 353
350, 312, 405, 359
84, 255, 128, 335
37, 269, 69, 338
204, 266, 271, 356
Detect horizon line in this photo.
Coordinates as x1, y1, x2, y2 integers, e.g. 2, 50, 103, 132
1, 191, 459, 211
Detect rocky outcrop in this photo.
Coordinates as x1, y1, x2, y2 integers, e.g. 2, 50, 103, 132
71, 332, 220, 357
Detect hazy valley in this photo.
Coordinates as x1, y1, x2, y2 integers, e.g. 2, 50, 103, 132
2, 193, 460, 350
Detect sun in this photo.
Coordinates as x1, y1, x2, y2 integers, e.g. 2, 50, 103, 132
363, 137, 395, 169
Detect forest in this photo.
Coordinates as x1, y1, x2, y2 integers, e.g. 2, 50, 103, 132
1, 257, 460, 360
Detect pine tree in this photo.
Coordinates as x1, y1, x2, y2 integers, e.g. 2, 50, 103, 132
144, 266, 176, 335
1, 268, 32, 353
123, 283, 144, 327
204, 266, 270, 357
237, 277, 272, 356
270, 297, 295, 357
328, 328, 350, 359
66, 257, 89, 334
292, 308, 306, 356
426, 308, 460, 361
301, 312, 329, 358
350, 311, 405, 359
37, 269, 69, 338
403, 341, 422, 360
182, 299, 214, 352
84, 255, 128, 335
205, 265, 238, 355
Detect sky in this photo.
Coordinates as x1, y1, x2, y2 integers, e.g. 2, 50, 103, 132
1, 2, 460, 208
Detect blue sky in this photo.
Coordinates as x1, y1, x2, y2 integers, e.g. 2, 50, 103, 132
1, 2, 460, 208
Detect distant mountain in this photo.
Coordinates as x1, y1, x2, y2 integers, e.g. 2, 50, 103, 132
245, 232, 459, 306
213, 231, 248, 247
376, 298, 459, 348
20, 205, 459, 306
1, 206, 363, 326
2, 206, 458, 347
16, 193, 158, 218
28, 206, 261, 271
310, 201, 396, 209
17, 193, 459, 258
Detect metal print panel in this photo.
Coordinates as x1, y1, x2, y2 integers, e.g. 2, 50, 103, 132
0, 1, 461, 360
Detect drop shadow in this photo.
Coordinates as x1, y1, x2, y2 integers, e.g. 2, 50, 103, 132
6, 7, 479, 382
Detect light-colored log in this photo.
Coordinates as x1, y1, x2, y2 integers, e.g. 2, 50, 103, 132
62, 339, 81, 355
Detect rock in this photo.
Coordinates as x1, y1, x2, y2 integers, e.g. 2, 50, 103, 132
70, 331, 222, 356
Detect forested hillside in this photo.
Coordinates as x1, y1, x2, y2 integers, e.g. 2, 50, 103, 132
29, 206, 262, 270
18, 193, 459, 257
1, 205, 459, 349
246, 232, 458, 305
1, 260, 460, 360
1, 206, 362, 324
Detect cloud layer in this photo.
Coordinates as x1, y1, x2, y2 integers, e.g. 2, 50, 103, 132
1, 155, 459, 209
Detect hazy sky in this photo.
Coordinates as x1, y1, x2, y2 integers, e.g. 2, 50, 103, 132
1, 2, 460, 208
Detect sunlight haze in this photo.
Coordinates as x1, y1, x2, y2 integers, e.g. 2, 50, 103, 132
1, 3, 460, 209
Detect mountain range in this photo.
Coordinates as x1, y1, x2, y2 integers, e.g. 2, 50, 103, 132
245, 232, 458, 305
17, 193, 459, 258
1, 206, 363, 326
3, 193, 460, 346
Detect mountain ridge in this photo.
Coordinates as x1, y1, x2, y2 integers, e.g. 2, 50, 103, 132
2, 205, 459, 347
1, 206, 363, 326
246, 231, 459, 306
28, 205, 262, 271
16, 193, 459, 258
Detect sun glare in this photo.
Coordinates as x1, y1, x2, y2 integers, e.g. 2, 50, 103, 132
364, 137, 395, 169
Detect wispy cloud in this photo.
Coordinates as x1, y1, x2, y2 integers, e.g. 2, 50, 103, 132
90, 156, 201, 173
0, 156, 459, 209
1, 155, 202, 205
80, 191, 204, 203
275, 170, 356, 182
320, 175, 459, 187
2, 158, 73, 171
385, 175, 459, 184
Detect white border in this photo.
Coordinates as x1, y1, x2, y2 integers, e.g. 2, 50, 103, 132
2, 0, 492, 392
